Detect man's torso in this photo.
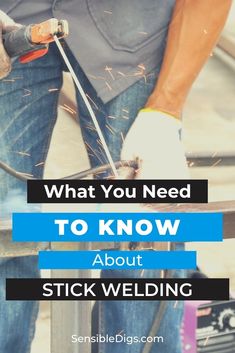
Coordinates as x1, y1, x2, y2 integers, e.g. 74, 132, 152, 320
0, 0, 175, 102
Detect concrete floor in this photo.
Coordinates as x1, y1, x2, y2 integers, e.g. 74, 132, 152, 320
31, 16, 235, 353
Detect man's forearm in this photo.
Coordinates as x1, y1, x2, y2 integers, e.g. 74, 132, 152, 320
145, 0, 232, 118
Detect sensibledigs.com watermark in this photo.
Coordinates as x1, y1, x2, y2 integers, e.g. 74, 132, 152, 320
71, 334, 164, 345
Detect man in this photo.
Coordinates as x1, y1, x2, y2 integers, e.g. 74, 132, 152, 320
0, 1, 231, 352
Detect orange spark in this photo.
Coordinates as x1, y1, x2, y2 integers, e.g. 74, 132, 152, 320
138, 63, 146, 71
59, 104, 76, 115
116, 330, 124, 335
210, 159, 222, 168
85, 142, 104, 164
122, 108, 129, 114
105, 123, 116, 135
117, 71, 126, 77
86, 94, 99, 110
105, 81, 112, 91
105, 66, 115, 81
22, 89, 31, 97
64, 103, 76, 114
96, 139, 103, 148
104, 10, 112, 15
203, 336, 210, 346
48, 88, 59, 92
16, 151, 30, 157
86, 125, 97, 132
3, 79, 15, 82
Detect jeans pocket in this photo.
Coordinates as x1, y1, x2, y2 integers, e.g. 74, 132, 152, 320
87, 0, 175, 53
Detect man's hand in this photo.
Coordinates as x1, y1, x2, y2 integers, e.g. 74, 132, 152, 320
121, 110, 189, 179
0, 10, 20, 79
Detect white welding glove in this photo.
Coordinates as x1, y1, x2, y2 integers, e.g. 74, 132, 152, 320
0, 10, 20, 79
121, 109, 189, 179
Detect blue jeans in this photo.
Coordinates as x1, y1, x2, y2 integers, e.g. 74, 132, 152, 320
0, 43, 183, 353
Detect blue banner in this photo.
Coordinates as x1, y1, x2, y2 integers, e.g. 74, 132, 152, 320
38, 250, 197, 270
12, 212, 223, 242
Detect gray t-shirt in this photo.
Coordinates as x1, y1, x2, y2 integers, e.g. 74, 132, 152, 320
1, 0, 175, 102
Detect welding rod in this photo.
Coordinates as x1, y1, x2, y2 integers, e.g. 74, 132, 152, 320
53, 35, 119, 178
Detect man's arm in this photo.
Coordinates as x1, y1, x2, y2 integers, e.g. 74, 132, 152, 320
145, 0, 232, 118
121, 0, 232, 179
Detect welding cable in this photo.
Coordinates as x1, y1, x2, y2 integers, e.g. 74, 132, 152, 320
0, 160, 36, 181
141, 243, 176, 353
0, 159, 137, 181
